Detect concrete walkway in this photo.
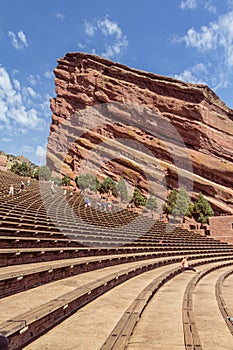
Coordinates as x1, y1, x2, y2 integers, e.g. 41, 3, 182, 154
23, 264, 179, 350
193, 265, 233, 350
222, 270, 233, 319
0, 256, 174, 322
126, 269, 195, 350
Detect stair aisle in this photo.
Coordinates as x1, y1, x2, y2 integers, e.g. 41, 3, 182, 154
193, 266, 233, 350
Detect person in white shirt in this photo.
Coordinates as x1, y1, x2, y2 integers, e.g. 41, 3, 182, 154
181, 256, 197, 272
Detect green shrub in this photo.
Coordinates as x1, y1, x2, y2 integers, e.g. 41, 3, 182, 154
116, 177, 128, 201
75, 174, 100, 192
99, 176, 117, 196
131, 187, 146, 207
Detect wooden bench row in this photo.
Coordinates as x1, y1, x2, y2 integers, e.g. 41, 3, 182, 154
0, 251, 231, 298
101, 257, 233, 350
2, 256, 233, 350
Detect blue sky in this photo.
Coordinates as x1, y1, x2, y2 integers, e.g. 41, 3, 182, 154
0, 0, 233, 164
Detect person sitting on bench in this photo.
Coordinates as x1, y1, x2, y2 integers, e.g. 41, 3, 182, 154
181, 256, 197, 272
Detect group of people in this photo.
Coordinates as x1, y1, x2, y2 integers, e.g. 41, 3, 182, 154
97, 199, 112, 212
8, 178, 30, 197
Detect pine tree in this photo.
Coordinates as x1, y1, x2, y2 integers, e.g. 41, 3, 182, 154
193, 192, 214, 225
163, 188, 178, 217
99, 177, 117, 196
163, 187, 192, 219
75, 174, 99, 192
173, 187, 191, 218
145, 196, 158, 211
131, 187, 146, 207
116, 177, 128, 202
62, 175, 70, 186
34, 166, 51, 181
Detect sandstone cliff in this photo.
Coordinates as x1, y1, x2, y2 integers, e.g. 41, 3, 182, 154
47, 52, 233, 215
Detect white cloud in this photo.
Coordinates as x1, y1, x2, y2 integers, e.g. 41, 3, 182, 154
13, 79, 21, 91
101, 37, 128, 59
78, 42, 86, 49
82, 16, 128, 60
1, 138, 11, 142
180, 25, 218, 51
27, 86, 36, 97
0, 100, 8, 122
17, 30, 28, 47
8, 30, 28, 49
27, 86, 36, 98
84, 20, 96, 37
0, 66, 45, 132
178, 11, 233, 67
54, 12, 64, 20
39, 98, 50, 114
173, 63, 208, 84
204, 2, 217, 14
10, 106, 41, 128
173, 62, 229, 92
97, 17, 122, 39
44, 71, 53, 79
8, 31, 20, 49
21, 145, 34, 153
179, 0, 216, 13
180, 0, 197, 10
27, 74, 41, 86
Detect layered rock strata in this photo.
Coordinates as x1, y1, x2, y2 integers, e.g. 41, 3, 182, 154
47, 52, 233, 214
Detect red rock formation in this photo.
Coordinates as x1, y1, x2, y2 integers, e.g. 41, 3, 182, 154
47, 52, 233, 215
0, 155, 7, 172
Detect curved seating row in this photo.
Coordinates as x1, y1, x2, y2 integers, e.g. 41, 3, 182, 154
0, 170, 232, 349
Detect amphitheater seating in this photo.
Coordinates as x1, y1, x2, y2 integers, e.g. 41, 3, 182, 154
0, 170, 232, 349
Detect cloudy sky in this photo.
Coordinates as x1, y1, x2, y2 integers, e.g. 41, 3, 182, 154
1, 0, 233, 164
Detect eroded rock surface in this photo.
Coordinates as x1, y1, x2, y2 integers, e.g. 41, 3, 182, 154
47, 52, 233, 214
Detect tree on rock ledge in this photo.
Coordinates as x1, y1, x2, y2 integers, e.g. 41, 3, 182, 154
192, 192, 214, 225
145, 196, 158, 211
62, 175, 70, 186
163, 187, 192, 220
99, 176, 117, 197
131, 187, 146, 208
116, 177, 128, 202
75, 174, 100, 192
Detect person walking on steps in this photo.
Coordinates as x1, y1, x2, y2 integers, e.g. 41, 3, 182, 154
20, 181, 24, 192
9, 184, 14, 197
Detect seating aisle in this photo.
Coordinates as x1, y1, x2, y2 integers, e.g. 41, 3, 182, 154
0, 171, 232, 349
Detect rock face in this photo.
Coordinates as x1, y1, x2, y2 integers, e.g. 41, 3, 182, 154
0, 155, 7, 171
47, 52, 233, 215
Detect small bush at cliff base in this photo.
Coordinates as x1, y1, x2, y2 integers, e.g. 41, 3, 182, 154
62, 175, 70, 186
10, 161, 33, 177
131, 187, 146, 207
163, 188, 178, 218
163, 187, 192, 219
75, 174, 100, 192
99, 177, 117, 197
145, 196, 158, 210
116, 177, 128, 202
34, 166, 51, 181
192, 192, 214, 225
